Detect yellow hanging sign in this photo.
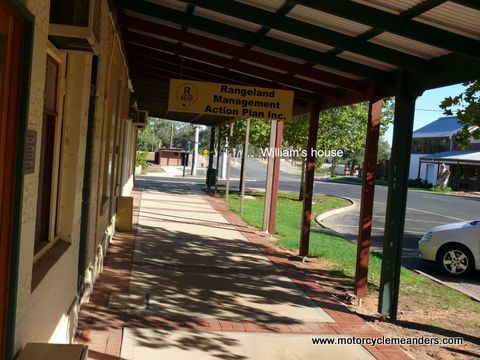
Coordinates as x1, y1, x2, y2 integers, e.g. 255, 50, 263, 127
168, 79, 293, 121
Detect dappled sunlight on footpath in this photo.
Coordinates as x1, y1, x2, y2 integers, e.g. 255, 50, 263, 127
74, 176, 412, 360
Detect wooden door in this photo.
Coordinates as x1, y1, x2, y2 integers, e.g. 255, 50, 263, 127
0, 1, 23, 356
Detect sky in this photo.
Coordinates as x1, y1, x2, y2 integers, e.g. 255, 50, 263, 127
383, 83, 465, 145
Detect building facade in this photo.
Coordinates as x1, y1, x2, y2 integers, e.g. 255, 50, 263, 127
1, 0, 139, 357
410, 116, 480, 190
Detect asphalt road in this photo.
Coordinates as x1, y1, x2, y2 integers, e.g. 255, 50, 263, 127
218, 158, 480, 300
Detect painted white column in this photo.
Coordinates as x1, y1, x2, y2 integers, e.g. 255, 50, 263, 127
191, 125, 200, 175
220, 150, 227, 179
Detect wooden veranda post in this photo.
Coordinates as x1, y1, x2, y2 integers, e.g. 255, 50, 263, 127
225, 123, 234, 204
379, 71, 419, 321
263, 121, 276, 232
263, 120, 284, 234
299, 105, 320, 257
354, 84, 384, 299
240, 118, 250, 214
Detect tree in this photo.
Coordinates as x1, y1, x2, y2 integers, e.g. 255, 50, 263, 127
377, 138, 391, 163
223, 118, 271, 149
284, 99, 394, 167
137, 118, 210, 153
283, 99, 394, 198
221, 100, 395, 161
376, 138, 391, 180
282, 114, 310, 199
136, 119, 162, 152
173, 122, 194, 149
440, 80, 480, 149
151, 118, 176, 148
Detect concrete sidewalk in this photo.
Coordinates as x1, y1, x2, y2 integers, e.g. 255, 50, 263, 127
75, 176, 412, 360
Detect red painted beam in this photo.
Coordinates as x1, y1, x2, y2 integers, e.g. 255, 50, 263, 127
117, 13, 365, 93
122, 31, 342, 99
125, 48, 321, 102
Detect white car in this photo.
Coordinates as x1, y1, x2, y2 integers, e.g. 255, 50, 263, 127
418, 220, 480, 277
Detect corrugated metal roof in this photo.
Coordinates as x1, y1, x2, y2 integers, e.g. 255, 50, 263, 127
266, 29, 335, 53
413, 116, 463, 138
294, 74, 343, 88
287, 5, 372, 37
114, 0, 480, 124
124, 10, 183, 30
180, 43, 236, 59
193, 7, 263, 32
128, 28, 180, 43
234, 0, 285, 13
146, 0, 189, 12
237, 58, 289, 73
187, 28, 246, 48
421, 150, 480, 163
248, 47, 307, 64
350, 0, 424, 15
311, 64, 364, 81
415, 2, 480, 40
369, 32, 450, 59
337, 51, 397, 72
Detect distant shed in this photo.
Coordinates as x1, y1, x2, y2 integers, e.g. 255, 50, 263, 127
156, 148, 190, 166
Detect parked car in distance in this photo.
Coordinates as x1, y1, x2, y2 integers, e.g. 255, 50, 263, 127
419, 220, 479, 277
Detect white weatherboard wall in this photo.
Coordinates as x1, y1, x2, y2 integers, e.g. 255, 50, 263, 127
409, 154, 424, 180
410, 154, 441, 184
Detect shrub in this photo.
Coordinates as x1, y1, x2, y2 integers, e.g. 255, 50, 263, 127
430, 186, 453, 192
136, 151, 149, 173
408, 177, 432, 188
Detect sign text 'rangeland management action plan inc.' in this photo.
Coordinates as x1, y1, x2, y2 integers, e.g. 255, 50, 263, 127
168, 79, 294, 121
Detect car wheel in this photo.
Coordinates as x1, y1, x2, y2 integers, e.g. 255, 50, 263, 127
438, 245, 475, 277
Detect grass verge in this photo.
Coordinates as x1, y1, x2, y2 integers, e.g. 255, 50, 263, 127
222, 191, 480, 312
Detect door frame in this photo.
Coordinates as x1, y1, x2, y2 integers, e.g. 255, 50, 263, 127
1, 1, 33, 359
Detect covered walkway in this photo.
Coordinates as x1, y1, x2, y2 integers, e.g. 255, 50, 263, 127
74, 174, 410, 359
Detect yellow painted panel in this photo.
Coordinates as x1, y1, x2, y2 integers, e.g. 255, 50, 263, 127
168, 79, 293, 121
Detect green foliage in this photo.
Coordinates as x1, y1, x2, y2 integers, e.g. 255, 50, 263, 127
408, 178, 432, 188
440, 80, 480, 149
222, 99, 394, 161
173, 123, 210, 150
283, 100, 393, 161
221, 118, 271, 153
429, 186, 453, 193
223, 191, 480, 307
377, 138, 391, 162
399, 270, 480, 311
137, 118, 210, 152
228, 192, 348, 230
136, 151, 149, 173
448, 172, 462, 189
375, 161, 386, 180
283, 100, 393, 178
283, 114, 310, 151
227, 192, 383, 293
342, 151, 363, 174
137, 118, 170, 151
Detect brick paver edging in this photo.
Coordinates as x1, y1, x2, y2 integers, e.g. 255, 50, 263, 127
188, 183, 413, 360
75, 181, 145, 359
75, 179, 412, 360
